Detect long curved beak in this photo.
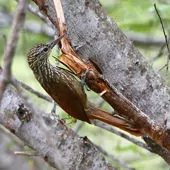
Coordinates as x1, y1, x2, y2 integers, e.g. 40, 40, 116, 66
48, 34, 65, 49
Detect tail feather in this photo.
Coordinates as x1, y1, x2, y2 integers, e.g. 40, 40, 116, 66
87, 108, 142, 136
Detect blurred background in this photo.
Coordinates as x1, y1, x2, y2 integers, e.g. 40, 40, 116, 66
0, 0, 170, 169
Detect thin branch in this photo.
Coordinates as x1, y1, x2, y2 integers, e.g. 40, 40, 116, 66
150, 41, 167, 63
154, 3, 170, 75
0, 0, 27, 101
0, 124, 24, 148
157, 63, 168, 72
127, 32, 166, 46
95, 122, 170, 165
94, 143, 135, 170
154, 4, 170, 53
14, 151, 40, 157
73, 121, 84, 133
27, 4, 53, 28
95, 121, 170, 166
94, 121, 152, 152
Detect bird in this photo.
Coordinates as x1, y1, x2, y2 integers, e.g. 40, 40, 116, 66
27, 36, 141, 136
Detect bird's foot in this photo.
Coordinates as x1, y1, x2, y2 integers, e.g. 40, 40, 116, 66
50, 101, 59, 120
81, 69, 91, 92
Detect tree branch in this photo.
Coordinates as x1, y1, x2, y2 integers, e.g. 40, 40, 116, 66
0, 0, 27, 101
0, 85, 116, 170
94, 143, 134, 170
31, 0, 170, 164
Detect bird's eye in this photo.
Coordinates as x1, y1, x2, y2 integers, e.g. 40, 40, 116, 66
43, 47, 48, 52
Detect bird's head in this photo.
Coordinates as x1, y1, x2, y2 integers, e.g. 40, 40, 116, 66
27, 34, 64, 69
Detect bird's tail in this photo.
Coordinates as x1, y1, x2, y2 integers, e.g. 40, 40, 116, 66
87, 108, 142, 136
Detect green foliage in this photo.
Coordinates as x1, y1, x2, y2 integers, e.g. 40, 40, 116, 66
101, 0, 170, 34
0, 0, 17, 11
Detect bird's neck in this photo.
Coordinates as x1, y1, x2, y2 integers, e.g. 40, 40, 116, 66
28, 56, 54, 84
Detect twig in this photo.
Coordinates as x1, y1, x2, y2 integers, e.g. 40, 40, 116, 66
94, 143, 135, 170
73, 121, 84, 133
0, 0, 27, 101
154, 3, 170, 76
94, 122, 170, 162
129, 34, 166, 46
94, 121, 152, 152
14, 151, 40, 157
154, 4, 170, 53
0, 125, 24, 148
150, 41, 167, 63
157, 63, 168, 72
27, 4, 53, 28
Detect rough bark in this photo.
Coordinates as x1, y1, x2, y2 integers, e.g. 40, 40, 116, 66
61, 0, 170, 126
0, 85, 114, 170
32, 0, 170, 161
1, 0, 170, 168
0, 126, 52, 170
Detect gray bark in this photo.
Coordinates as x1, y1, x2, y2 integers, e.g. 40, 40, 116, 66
61, 0, 169, 126
0, 126, 52, 170
42, 0, 170, 126
1, 0, 170, 168
61, 1, 169, 131
0, 86, 114, 170
38, 0, 170, 162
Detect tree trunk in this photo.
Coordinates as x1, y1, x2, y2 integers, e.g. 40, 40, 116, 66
33, 0, 170, 163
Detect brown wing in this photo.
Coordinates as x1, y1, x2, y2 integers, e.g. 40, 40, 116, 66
42, 66, 90, 123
